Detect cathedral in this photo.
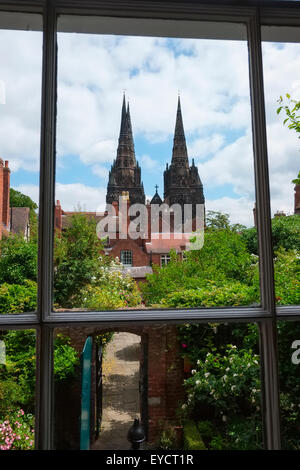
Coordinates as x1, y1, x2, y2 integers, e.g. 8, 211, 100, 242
102, 94, 205, 278
107, 94, 204, 213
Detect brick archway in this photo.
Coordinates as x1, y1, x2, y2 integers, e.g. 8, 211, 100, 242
54, 324, 184, 448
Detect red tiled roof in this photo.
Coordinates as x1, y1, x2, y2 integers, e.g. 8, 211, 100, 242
145, 232, 192, 254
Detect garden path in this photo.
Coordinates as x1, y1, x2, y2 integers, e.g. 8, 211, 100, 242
92, 332, 141, 450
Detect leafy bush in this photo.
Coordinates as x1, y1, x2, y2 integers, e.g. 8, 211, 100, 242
274, 248, 300, 305
178, 322, 259, 366
157, 423, 179, 450
179, 343, 262, 450
161, 282, 258, 309
183, 420, 206, 450
0, 331, 80, 418
142, 229, 256, 306
79, 258, 142, 310
0, 235, 37, 285
241, 215, 300, 255
0, 281, 37, 314
182, 345, 261, 421
53, 213, 104, 307
0, 409, 34, 450
53, 334, 80, 382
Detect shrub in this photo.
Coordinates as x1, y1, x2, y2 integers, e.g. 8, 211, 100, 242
53, 334, 80, 382
0, 409, 34, 450
0, 235, 37, 285
274, 248, 300, 305
183, 420, 206, 450
79, 260, 142, 310
182, 345, 261, 421
141, 229, 255, 306
161, 282, 258, 309
0, 281, 37, 314
241, 215, 300, 255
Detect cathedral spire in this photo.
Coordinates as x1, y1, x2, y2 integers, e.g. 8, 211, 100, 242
118, 92, 127, 143
171, 96, 189, 168
106, 95, 145, 205
126, 101, 136, 163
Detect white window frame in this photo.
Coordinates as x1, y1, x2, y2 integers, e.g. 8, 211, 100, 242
161, 254, 171, 267
120, 250, 133, 267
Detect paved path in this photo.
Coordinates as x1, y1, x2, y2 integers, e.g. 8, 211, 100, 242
92, 332, 141, 450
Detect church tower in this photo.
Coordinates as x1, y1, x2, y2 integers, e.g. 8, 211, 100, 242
164, 97, 205, 214
106, 95, 145, 205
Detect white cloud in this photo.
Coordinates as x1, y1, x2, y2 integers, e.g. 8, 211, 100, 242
206, 197, 255, 227
55, 183, 107, 212
14, 183, 107, 213
0, 28, 299, 225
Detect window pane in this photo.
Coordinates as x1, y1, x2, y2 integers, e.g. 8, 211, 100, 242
0, 13, 42, 314
0, 329, 36, 450
53, 17, 259, 313
53, 322, 262, 450
262, 27, 300, 307
277, 321, 300, 449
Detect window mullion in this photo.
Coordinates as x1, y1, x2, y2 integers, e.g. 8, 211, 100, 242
37, 0, 57, 321
247, 10, 280, 450
36, 0, 57, 450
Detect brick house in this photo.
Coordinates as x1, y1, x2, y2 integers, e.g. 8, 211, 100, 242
0, 158, 30, 241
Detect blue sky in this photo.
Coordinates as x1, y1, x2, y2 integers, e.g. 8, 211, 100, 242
1, 27, 299, 227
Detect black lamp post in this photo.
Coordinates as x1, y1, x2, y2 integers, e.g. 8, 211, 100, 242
127, 418, 146, 450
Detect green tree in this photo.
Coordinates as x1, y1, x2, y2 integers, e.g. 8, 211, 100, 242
9, 188, 38, 241
53, 213, 104, 307
241, 215, 300, 255
205, 210, 230, 229
0, 235, 37, 285
142, 228, 256, 305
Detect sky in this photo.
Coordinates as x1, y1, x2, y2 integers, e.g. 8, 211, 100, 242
0, 25, 299, 227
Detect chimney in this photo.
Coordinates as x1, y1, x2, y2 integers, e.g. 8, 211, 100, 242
294, 184, 300, 215
0, 159, 3, 240
2, 160, 10, 230
55, 200, 63, 234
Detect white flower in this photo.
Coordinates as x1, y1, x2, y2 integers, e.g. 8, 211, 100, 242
225, 367, 230, 372
204, 372, 210, 378
233, 373, 238, 377
231, 385, 236, 391
196, 380, 200, 385
181, 404, 187, 409
197, 360, 201, 365
191, 369, 196, 375
232, 345, 237, 349
222, 415, 227, 422
222, 375, 227, 382
247, 363, 251, 367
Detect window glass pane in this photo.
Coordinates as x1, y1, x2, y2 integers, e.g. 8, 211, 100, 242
0, 13, 42, 314
277, 321, 300, 449
0, 329, 36, 450
262, 27, 300, 307
53, 322, 262, 450
53, 17, 259, 313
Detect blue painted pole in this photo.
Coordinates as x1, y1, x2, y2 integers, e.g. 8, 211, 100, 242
80, 336, 93, 450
